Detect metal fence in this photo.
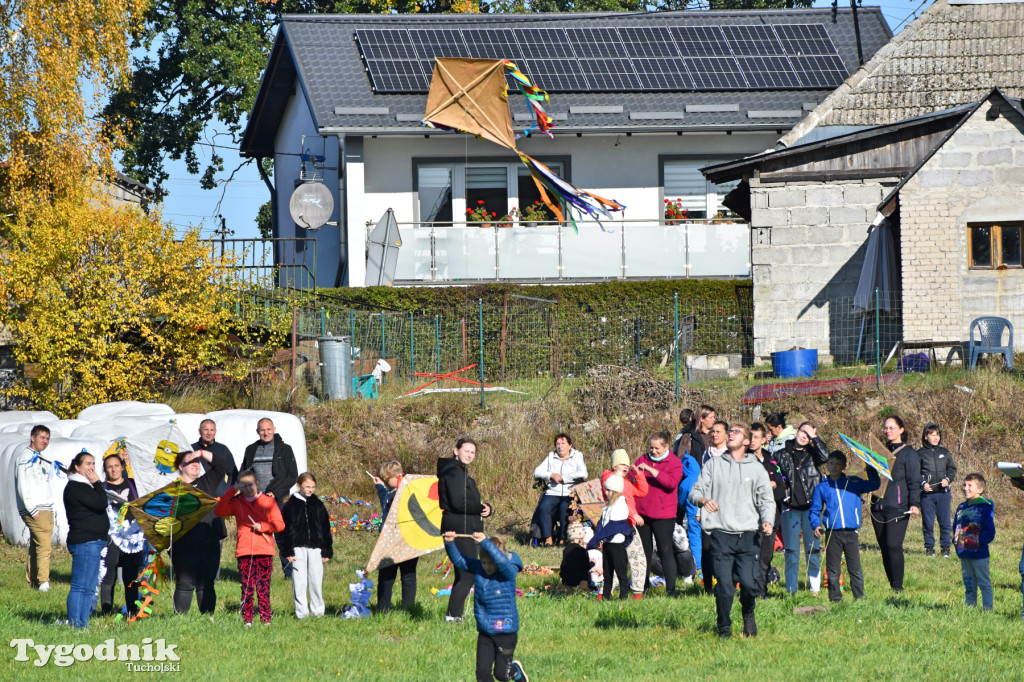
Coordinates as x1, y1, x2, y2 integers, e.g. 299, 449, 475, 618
240, 285, 1022, 403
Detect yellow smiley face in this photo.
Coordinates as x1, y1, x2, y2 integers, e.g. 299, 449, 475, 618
396, 477, 443, 551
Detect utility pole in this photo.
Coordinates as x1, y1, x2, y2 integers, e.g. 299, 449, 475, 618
213, 214, 234, 262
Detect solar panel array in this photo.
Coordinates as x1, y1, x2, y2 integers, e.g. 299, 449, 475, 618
355, 24, 848, 94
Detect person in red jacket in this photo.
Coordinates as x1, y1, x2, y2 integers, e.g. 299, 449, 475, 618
215, 468, 285, 626
601, 448, 649, 598
634, 432, 684, 596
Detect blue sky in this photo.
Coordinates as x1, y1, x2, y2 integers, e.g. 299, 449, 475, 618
157, 1, 933, 241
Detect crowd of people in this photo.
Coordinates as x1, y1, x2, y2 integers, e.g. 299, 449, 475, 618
11, 406, 1024, 680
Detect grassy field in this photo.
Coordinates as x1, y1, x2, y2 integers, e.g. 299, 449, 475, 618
2, 520, 1022, 681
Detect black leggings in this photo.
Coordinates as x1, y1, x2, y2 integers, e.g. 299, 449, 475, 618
872, 508, 910, 591
638, 516, 677, 593
447, 536, 477, 618
377, 556, 418, 612
602, 542, 629, 600
100, 543, 144, 615
476, 632, 517, 682
170, 539, 219, 614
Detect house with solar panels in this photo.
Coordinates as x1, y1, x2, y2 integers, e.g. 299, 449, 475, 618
701, 0, 1024, 364
240, 9, 891, 288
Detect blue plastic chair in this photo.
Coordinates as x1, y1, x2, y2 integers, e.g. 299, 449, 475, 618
968, 316, 1014, 370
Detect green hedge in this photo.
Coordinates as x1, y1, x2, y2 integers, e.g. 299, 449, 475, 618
317, 279, 751, 314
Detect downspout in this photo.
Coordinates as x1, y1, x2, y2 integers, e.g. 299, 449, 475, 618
337, 133, 347, 288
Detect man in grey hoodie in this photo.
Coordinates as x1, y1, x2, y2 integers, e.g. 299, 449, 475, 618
690, 422, 775, 639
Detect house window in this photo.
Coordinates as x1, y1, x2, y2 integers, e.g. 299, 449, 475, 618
662, 159, 739, 221
415, 160, 566, 225
417, 166, 453, 224
465, 166, 508, 223
969, 223, 1023, 268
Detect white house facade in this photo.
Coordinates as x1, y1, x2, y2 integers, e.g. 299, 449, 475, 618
241, 10, 891, 288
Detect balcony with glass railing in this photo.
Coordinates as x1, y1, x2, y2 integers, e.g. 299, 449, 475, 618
384, 218, 750, 283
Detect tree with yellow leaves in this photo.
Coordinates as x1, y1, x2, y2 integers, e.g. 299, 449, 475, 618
0, 0, 254, 416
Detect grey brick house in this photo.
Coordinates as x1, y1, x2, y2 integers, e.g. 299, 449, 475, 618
702, 0, 1024, 363
239, 9, 890, 288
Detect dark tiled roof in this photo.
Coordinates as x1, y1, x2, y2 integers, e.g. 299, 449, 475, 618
242, 9, 892, 156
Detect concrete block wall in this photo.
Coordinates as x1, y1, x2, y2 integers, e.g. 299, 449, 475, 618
750, 178, 896, 363
899, 102, 1024, 347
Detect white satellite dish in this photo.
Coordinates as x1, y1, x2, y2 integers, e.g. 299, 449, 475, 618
288, 181, 334, 230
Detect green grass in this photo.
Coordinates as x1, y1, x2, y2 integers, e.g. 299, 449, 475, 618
2, 522, 1022, 680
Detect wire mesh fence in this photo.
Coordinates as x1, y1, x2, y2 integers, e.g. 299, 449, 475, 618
246, 285, 1023, 403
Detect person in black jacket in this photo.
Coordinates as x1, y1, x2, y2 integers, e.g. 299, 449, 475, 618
241, 418, 298, 576
280, 472, 332, 619
872, 416, 921, 592
777, 422, 830, 595
437, 437, 492, 622
193, 418, 238, 494
750, 423, 785, 597
169, 448, 229, 614
63, 451, 109, 628
918, 423, 957, 557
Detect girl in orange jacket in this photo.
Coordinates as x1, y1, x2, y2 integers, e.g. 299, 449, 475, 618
214, 468, 285, 625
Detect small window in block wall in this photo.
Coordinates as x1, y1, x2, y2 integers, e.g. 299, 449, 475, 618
969, 223, 1023, 268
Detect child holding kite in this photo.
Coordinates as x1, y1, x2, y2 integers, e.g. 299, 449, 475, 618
952, 473, 996, 610
214, 468, 285, 626
443, 531, 528, 682
280, 472, 333, 619
810, 451, 880, 602
372, 460, 419, 613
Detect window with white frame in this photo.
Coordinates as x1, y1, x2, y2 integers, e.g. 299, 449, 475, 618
662, 158, 740, 221
415, 160, 563, 225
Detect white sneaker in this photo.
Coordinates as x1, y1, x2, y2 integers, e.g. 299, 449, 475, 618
683, 576, 694, 585
445, 615, 464, 623
38, 582, 50, 592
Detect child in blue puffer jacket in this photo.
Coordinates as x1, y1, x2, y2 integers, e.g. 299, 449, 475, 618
809, 451, 880, 603
444, 531, 529, 682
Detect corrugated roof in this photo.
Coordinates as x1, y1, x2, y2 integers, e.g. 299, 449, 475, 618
241, 9, 891, 156
780, 0, 1024, 146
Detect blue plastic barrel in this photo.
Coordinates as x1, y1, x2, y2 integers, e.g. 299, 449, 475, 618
772, 349, 818, 378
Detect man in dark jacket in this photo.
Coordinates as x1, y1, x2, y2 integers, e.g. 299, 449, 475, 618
192, 418, 238, 495
192, 418, 238, 582
242, 418, 298, 576
918, 422, 957, 557
170, 449, 229, 614
778, 422, 830, 595
750, 423, 785, 597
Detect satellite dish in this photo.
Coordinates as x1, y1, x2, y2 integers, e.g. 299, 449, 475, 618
288, 181, 334, 230
365, 209, 402, 287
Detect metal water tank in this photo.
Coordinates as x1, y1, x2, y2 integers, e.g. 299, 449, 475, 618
320, 335, 352, 400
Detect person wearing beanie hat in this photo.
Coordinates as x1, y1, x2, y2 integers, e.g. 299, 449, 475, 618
561, 522, 593, 589
611, 449, 630, 470
588, 474, 633, 600
601, 451, 649, 598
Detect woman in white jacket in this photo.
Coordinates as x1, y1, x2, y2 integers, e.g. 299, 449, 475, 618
532, 433, 588, 546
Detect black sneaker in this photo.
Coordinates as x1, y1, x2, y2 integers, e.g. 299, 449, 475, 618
925, 548, 935, 557
508, 660, 529, 682
941, 548, 951, 558
718, 628, 731, 639
742, 612, 757, 637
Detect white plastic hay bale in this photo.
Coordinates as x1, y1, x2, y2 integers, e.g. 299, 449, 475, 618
0, 410, 60, 427
76, 401, 175, 422
1, 419, 88, 438
1, 436, 110, 546
70, 417, 169, 441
